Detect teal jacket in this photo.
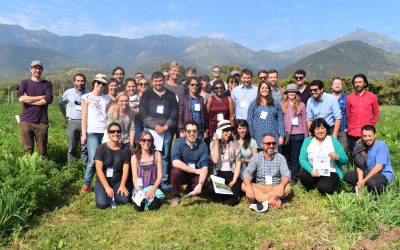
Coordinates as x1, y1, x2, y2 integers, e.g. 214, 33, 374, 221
299, 136, 348, 180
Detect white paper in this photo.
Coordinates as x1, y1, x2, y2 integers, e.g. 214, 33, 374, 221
15, 115, 20, 124
265, 175, 273, 185
156, 105, 164, 114
239, 100, 248, 108
210, 175, 233, 195
106, 168, 113, 178
313, 155, 331, 176
147, 129, 164, 151
292, 117, 299, 125
217, 113, 224, 121
132, 189, 146, 206
194, 103, 201, 111
260, 111, 268, 119
188, 163, 196, 169
137, 177, 143, 188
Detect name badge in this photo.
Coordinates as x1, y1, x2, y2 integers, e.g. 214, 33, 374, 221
194, 103, 201, 111
188, 163, 196, 169
217, 113, 224, 121
156, 105, 164, 114
106, 168, 113, 178
260, 111, 268, 119
137, 177, 143, 188
239, 100, 248, 108
292, 117, 299, 125
265, 175, 273, 185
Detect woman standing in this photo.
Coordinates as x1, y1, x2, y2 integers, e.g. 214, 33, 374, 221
209, 120, 242, 206
198, 75, 212, 104
80, 74, 111, 194
247, 81, 285, 150
206, 80, 234, 139
126, 77, 148, 141
281, 83, 307, 182
107, 78, 118, 103
94, 122, 132, 208
224, 75, 239, 97
234, 119, 258, 176
131, 131, 164, 211
178, 77, 207, 139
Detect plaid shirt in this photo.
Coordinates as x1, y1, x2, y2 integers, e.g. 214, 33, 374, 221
243, 151, 290, 185
336, 92, 347, 131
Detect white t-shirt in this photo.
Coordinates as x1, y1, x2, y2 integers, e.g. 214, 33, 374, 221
82, 93, 110, 133
307, 136, 336, 173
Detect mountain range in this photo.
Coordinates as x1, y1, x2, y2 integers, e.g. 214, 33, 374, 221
0, 23, 400, 80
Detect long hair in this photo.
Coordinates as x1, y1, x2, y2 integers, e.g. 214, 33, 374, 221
255, 81, 274, 107
107, 92, 129, 121
235, 119, 251, 149
281, 92, 301, 114
134, 131, 156, 160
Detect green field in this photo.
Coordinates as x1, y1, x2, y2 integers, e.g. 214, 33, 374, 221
1, 103, 399, 249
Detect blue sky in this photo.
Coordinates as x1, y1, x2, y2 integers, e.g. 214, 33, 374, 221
1, 0, 399, 52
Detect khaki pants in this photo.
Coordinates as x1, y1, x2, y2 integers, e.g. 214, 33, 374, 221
242, 182, 291, 202
19, 121, 48, 157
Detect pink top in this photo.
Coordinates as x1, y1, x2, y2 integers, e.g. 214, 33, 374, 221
283, 102, 307, 136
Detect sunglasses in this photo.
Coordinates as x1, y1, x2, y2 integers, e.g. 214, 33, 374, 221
294, 76, 304, 80
310, 88, 319, 93
108, 130, 121, 134
190, 83, 199, 87
212, 70, 221, 73
222, 128, 233, 133
214, 86, 224, 90
138, 83, 148, 86
262, 141, 276, 146
140, 138, 152, 143
186, 129, 198, 134
229, 80, 237, 83
163, 74, 170, 78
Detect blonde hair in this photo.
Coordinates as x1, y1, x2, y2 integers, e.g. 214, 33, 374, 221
281, 92, 301, 114
107, 92, 129, 121
168, 61, 180, 70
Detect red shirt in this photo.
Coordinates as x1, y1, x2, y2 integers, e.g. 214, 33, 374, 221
346, 90, 379, 137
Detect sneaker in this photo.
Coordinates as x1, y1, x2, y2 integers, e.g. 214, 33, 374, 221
171, 197, 180, 206
80, 185, 91, 195
269, 199, 282, 208
160, 182, 171, 191
249, 201, 268, 213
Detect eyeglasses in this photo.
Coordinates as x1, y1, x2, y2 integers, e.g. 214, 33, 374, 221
262, 141, 276, 146
163, 74, 170, 78
190, 83, 199, 87
222, 128, 233, 133
138, 83, 148, 86
310, 88, 319, 93
186, 129, 198, 134
140, 138, 152, 143
294, 76, 304, 80
108, 130, 121, 134
229, 80, 237, 83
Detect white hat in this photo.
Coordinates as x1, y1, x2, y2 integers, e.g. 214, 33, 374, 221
215, 119, 233, 139
91, 74, 108, 85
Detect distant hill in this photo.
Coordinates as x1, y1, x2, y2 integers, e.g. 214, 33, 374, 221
280, 40, 400, 80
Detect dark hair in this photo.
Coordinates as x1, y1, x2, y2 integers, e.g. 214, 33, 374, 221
227, 75, 239, 84
184, 120, 199, 130
241, 68, 253, 78
73, 73, 86, 82
256, 81, 274, 107
184, 76, 199, 95
267, 69, 279, 77
184, 76, 198, 86
107, 122, 121, 132
294, 69, 306, 77
125, 77, 136, 85
108, 78, 118, 85
309, 118, 329, 137
361, 124, 376, 134
151, 71, 164, 81
352, 74, 369, 88
257, 69, 268, 77
212, 65, 221, 71
135, 72, 144, 77
198, 74, 210, 83
235, 119, 251, 149
186, 66, 197, 75
213, 79, 226, 91
309, 80, 324, 90
135, 131, 155, 160
331, 77, 343, 84
112, 66, 125, 76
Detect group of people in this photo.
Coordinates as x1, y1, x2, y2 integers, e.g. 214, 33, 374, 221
17, 60, 395, 212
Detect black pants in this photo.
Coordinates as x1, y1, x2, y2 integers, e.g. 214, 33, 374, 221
208, 171, 242, 206
299, 170, 340, 195
347, 135, 360, 155
344, 170, 388, 194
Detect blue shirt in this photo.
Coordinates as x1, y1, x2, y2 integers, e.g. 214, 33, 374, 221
190, 96, 202, 128
367, 140, 394, 183
171, 137, 209, 168
59, 88, 89, 120
231, 84, 258, 120
306, 92, 341, 126
335, 92, 347, 131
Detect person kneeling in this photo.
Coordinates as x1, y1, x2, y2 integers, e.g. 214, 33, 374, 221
242, 133, 291, 212
209, 120, 243, 206
170, 121, 209, 206
131, 131, 165, 211
344, 125, 394, 195
95, 122, 132, 209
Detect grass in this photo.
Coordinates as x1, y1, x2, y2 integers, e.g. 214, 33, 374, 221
1, 103, 400, 249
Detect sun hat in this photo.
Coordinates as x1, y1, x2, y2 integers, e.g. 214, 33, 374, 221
284, 83, 300, 94
92, 74, 108, 85
215, 119, 233, 139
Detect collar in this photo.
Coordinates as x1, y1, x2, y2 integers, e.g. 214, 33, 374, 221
241, 84, 254, 89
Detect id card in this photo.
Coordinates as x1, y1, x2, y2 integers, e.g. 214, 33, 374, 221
292, 117, 299, 125
106, 168, 113, 178
217, 113, 224, 121
239, 100, 248, 108
188, 163, 196, 169
265, 175, 273, 185
137, 177, 143, 188
194, 103, 201, 111
156, 105, 164, 114
260, 111, 268, 119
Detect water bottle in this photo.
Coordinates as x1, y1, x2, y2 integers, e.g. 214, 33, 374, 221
111, 196, 117, 209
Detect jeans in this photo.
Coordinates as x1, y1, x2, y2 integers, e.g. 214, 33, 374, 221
19, 121, 48, 157
66, 120, 87, 164
282, 134, 304, 182
94, 180, 132, 209
161, 129, 173, 182
83, 133, 103, 186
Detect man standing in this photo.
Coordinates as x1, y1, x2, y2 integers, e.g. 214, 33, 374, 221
59, 73, 89, 163
331, 77, 348, 151
170, 121, 209, 206
210, 65, 226, 88
242, 133, 291, 212
165, 61, 185, 100
346, 74, 379, 154
17, 60, 53, 157
231, 68, 258, 120
294, 69, 311, 104
306, 80, 341, 138
267, 69, 284, 103
140, 71, 178, 190
112, 66, 126, 93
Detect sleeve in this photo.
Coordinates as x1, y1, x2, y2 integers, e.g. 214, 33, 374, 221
94, 144, 106, 162
59, 90, 68, 105
332, 98, 342, 120
306, 99, 313, 121
242, 154, 257, 180
139, 92, 156, 129
247, 101, 255, 136
332, 137, 349, 165
250, 139, 258, 150
166, 92, 179, 128
276, 103, 285, 137
371, 94, 380, 125
197, 143, 210, 168
299, 138, 313, 173
171, 139, 182, 161
345, 95, 351, 122
44, 81, 53, 104
300, 103, 308, 136
17, 79, 27, 98
123, 146, 131, 164
178, 95, 185, 132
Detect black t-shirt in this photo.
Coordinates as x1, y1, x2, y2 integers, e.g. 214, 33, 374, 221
95, 143, 131, 184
